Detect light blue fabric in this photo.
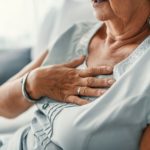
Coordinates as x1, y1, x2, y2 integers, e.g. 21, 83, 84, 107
33, 22, 150, 150
1, 22, 150, 150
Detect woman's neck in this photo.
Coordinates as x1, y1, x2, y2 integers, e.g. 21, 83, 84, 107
103, 15, 150, 50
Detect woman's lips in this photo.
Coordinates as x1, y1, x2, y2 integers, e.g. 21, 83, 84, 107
92, 0, 107, 4
92, 0, 107, 7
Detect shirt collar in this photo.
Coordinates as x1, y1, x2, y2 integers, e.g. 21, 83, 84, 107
114, 35, 150, 79
76, 22, 150, 80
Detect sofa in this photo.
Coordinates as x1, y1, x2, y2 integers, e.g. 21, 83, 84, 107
0, 48, 31, 85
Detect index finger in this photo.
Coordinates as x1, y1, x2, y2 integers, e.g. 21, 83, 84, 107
78, 66, 113, 77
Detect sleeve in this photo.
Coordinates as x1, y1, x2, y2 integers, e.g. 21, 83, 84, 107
42, 22, 96, 67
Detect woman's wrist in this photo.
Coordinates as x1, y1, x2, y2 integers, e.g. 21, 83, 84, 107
21, 71, 41, 102
26, 73, 37, 99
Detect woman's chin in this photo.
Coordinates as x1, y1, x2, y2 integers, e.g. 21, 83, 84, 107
93, 11, 109, 21
92, 0, 112, 21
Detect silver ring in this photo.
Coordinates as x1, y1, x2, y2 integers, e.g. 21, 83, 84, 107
77, 87, 81, 95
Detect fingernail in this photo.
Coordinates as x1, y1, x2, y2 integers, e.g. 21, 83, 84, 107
100, 66, 106, 69
101, 89, 107, 94
106, 66, 112, 72
98, 89, 106, 95
108, 79, 115, 85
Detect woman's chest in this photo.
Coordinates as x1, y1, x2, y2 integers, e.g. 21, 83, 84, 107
86, 37, 138, 68
86, 47, 134, 68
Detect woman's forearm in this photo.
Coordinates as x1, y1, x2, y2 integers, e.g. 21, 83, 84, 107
0, 79, 32, 118
0, 50, 48, 118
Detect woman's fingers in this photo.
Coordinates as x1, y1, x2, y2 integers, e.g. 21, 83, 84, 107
80, 77, 115, 88
65, 95, 89, 105
65, 86, 107, 105
32, 59, 115, 105
76, 87, 106, 97
64, 56, 85, 68
79, 66, 113, 77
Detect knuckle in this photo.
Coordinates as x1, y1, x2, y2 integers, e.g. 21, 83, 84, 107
67, 70, 79, 81
99, 67, 105, 74
90, 89, 100, 96
103, 78, 108, 85
87, 68, 93, 76
99, 66, 113, 74
87, 77, 95, 86
67, 69, 76, 76
83, 87, 88, 95
89, 67, 95, 73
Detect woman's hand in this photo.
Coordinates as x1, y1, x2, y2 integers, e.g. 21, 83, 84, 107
26, 56, 115, 105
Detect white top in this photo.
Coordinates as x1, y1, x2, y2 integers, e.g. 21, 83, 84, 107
3, 22, 150, 150
32, 22, 150, 150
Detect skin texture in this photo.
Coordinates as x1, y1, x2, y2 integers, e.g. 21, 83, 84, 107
91, 0, 150, 149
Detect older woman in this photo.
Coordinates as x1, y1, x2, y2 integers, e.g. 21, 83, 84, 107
1, 0, 150, 149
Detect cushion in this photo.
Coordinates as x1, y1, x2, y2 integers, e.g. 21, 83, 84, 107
0, 48, 31, 85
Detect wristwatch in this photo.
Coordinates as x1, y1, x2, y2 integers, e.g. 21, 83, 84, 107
21, 72, 40, 103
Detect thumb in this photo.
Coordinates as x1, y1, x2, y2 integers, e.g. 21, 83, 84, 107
64, 56, 85, 68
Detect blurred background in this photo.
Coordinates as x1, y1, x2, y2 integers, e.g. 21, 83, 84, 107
0, 0, 96, 135
0, 0, 56, 50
